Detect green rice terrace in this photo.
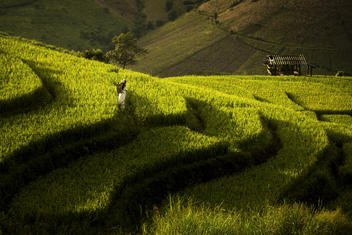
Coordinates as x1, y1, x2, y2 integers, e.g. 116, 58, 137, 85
1, 34, 352, 234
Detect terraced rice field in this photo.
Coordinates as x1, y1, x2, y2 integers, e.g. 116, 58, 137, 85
1, 34, 352, 234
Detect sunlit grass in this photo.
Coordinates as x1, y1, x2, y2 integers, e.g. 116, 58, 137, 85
145, 196, 352, 235
1, 34, 352, 234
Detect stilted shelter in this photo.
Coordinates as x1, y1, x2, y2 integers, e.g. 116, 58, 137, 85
264, 54, 314, 76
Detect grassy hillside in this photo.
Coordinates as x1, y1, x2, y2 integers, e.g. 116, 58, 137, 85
1, 35, 352, 234
96, 0, 189, 24
0, 0, 193, 51
0, 0, 127, 50
131, 11, 237, 76
96, 0, 190, 36
144, 0, 190, 24
133, 0, 352, 76
96, 0, 137, 25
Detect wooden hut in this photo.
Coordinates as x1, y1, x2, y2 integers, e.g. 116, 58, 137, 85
264, 54, 314, 76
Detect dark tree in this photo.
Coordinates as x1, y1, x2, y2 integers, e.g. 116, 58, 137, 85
166, 0, 173, 11
81, 48, 105, 62
168, 10, 178, 21
106, 32, 148, 69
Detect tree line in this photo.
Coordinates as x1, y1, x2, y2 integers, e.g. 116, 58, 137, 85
81, 32, 147, 69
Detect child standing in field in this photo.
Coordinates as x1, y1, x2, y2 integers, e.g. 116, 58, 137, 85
114, 79, 127, 111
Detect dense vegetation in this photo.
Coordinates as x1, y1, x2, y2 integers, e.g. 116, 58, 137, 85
1, 34, 352, 234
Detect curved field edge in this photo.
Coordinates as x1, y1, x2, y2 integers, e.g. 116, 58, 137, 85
0, 35, 133, 162
5, 114, 278, 233
143, 104, 352, 233
0, 53, 51, 116
0, 34, 352, 234
168, 75, 352, 113
144, 120, 352, 234
2, 89, 340, 233
1, 76, 277, 233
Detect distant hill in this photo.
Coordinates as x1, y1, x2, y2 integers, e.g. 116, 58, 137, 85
0, 0, 128, 50
96, 0, 137, 25
2, 0, 351, 76
0, 0, 194, 51
97, 0, 192, 25
97, 0, 193, 37
132, 0, 352, 76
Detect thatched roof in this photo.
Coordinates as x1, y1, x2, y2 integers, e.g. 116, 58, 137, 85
264, 54, 307, 65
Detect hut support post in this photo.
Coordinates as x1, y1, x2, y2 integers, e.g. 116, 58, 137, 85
298, 65, 301, 75
307, 65, 313, 76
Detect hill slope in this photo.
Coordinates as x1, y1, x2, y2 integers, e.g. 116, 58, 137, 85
97, 0, 191, 24
1, 34, 352, 234
0, 0, 194, 51
132, 0, 352, 76
0, 0, 127, 50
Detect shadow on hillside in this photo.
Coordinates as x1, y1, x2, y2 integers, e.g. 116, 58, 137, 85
0, 91, 142, 211
253, 95, 271, 103
0, 86, 51, 118
0, 60, 64, 117
285, 92, 307, 110
0, 91, 192, 212
0, 97, 286, 234
97, 117, 281, 233
279, 133, 349, 207
0, 114, 138, 209
22, 59, 64, 99
9, 95, 343, 235
285, 92, 352, 120
315, 110, 352, 121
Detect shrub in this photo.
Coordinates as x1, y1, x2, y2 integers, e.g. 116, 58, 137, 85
80, 48, 105, 61
147, 21, 155, 30
186, 6, 193, 12
281, 169, 338, 205
156, 20, 165, 27
168, 10, 178, 21
336, 71, 344, 77
133, 12, 148, 38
